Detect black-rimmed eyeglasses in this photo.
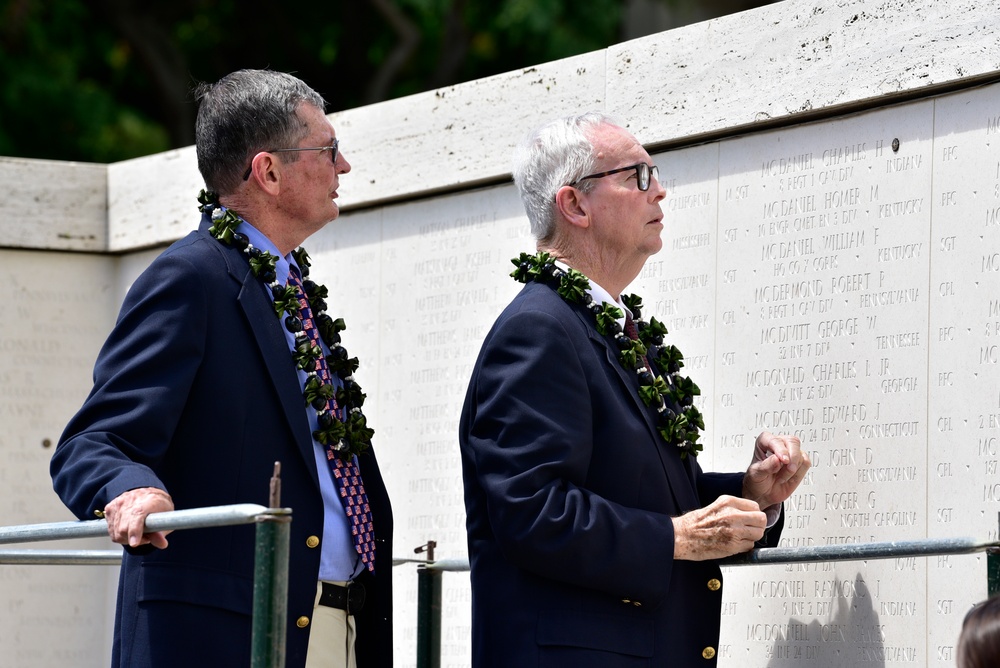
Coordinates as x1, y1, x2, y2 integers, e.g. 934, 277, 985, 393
242, 138, 339, 180
568, 162, 659, 192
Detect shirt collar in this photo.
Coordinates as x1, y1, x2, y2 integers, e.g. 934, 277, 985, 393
553, 260, 631, 327
224, 210, 296, 284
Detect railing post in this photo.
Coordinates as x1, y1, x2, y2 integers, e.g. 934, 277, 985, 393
251, 464, 292, 668
415, 541, 441, 668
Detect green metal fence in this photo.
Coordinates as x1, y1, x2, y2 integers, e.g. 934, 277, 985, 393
4, 506, 1000, 668
1, 502, 446, 666
410, 533, 1000, 668
0, 502, 291, 668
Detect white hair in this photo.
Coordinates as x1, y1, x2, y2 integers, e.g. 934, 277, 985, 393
511, 111, 624, 242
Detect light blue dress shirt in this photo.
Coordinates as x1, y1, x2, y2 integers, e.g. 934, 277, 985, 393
239, 217, 362, 581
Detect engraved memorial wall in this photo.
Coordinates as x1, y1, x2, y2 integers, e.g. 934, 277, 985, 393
313, 83, 1000, 666
2, 0, 1000, 665
627, 84, 999, 667
0, 251, 118, 667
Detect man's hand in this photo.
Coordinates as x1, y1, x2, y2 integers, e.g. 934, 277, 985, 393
672, 495, 766, 560
742, 431, 811, 509
103, 487, 174, 549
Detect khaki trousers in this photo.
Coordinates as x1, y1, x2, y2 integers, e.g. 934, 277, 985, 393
305, 581, 357, 668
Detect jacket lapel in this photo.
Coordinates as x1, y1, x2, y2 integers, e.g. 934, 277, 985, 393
576, 307, 701, 511
211, 230, 321, 490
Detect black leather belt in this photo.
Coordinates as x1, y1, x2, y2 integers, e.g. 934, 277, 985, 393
320, 581, 366, 614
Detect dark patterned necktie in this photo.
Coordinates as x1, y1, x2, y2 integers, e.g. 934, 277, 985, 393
623, 311, 639, 340
624, 310, 651, 372
288, 265, 375, 572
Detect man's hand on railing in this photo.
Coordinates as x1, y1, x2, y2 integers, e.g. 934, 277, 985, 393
104, 487, 175, 549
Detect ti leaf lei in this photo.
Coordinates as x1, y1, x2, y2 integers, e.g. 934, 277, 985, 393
511, 251, 704, 458
197, 189, 373, 459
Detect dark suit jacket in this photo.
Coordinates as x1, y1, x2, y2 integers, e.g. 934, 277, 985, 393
459, 280, 781, 667
51, 216, 392, 668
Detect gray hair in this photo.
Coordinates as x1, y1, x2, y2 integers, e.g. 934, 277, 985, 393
194, 69, 327, 195
511, 111, 623, 242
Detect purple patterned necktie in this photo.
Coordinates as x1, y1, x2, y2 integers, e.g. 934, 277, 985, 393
288, 265, 375, 572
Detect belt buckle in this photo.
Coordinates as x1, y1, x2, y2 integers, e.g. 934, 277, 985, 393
346, 581, 366, 614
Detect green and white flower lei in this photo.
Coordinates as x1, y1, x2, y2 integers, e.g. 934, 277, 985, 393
511, 251, 703, 458
198, 189, 373, 458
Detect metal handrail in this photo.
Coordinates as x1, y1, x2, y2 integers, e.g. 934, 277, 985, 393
408, 534, 1000, 668
7, 513, 1000, 668
723, 536, 1000, 565
0, 549, 122, 565
0, 550, 467, 567
0, 500, 291, 668
0, 503, 270, 546
407, 536, 1000, 574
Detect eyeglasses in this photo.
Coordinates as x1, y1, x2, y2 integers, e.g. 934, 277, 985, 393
242, 138, 339, 180
569, 162, 659, 192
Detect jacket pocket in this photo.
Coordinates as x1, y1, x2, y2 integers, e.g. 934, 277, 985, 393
137, 561, 253, 616
537, 609, 654, 657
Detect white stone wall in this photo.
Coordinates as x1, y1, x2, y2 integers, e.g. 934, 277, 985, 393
3, 0, 1000, 666
0, 249, 119, 667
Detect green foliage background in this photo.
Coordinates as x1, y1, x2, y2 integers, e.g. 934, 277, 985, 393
0, 0, 768, 163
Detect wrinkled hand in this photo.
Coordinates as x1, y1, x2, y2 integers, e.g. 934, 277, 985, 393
104, 487, 174, 549
672, 495, 767, 561
743, 431, 811, 509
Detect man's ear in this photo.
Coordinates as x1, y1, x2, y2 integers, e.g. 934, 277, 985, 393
248, 153, 282, 195
555, 185, 590, 230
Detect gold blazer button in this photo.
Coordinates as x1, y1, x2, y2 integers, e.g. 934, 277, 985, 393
296, 616, 310, 628
707, 578, 721, 591
306, 535, 320, 548
702, 647, 716, 660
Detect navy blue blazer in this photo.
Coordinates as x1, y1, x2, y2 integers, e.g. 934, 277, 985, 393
459, 280, 781, 667
51, 217, 392, 668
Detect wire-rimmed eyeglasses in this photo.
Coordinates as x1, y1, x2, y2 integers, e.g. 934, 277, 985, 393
568, 162, 659, 192
242, 139, 339, 181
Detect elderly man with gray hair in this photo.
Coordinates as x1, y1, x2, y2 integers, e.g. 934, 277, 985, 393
459, 112, 810, 667
51, 69, 393, 668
